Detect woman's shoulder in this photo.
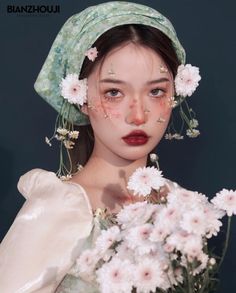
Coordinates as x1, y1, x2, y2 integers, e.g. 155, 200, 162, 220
0, 169, 94, 292
17, 168, 92, 211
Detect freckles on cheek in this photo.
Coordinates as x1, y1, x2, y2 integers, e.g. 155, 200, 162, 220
156, 99, 172, 118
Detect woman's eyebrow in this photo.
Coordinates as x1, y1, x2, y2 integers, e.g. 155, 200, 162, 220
147, 78, 170, 84
99, 78, 125, 84
99, 78, 170, 84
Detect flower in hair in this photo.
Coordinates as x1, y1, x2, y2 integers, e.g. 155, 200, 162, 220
174, 64, 201, 97
85, 47, 98, 62
60, 74, 87, 105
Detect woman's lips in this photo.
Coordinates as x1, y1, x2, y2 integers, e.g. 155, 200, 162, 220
122, 130, 149, 146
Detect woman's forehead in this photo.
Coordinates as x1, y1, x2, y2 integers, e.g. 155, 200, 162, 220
94, 43, 168, 81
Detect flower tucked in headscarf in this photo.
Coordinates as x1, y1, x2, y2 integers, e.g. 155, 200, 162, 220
85, 47, 98, 62
60, 74, 87, 105
174, 64, 201, 97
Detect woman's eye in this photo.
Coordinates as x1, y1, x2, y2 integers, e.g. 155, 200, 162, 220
104, 89, 123, 101
149, 88, 165, 98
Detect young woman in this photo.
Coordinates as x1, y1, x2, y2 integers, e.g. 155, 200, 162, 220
0, 1, 201, 292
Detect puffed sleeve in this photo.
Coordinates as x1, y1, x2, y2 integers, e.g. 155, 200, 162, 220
0, 169, 93, 293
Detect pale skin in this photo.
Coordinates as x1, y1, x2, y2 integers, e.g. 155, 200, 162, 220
70, 43, 175, 213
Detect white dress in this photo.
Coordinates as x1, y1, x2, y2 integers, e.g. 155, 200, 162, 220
0, 169, 180, 293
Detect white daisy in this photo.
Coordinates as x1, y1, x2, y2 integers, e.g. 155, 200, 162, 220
134, 257, 164, 293
60, 74, 87, 105
127, 166, 165, 197
174, 64, 201, 97
211, 189, 236, 216
116, 201, 155, 229
96, 258, 133, 293
203, 202, 224, 238
182, 235, 203, 259
180, 209, 206, 235
72, 249, 99, 281
95, 226, 121, 255
125, 224, 156, 255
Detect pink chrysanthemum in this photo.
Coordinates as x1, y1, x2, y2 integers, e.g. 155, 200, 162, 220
127, 166, 165, 197
134, 258, 164, 293
174, 64, 201, 97
211, 189, 236, 216
60, 74, 87, 105
96, 258, 133, 293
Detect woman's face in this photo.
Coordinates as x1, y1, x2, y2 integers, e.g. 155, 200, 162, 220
84, 43, 174, 162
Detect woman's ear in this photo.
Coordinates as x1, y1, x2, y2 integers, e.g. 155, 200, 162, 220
81, 104, 89, 115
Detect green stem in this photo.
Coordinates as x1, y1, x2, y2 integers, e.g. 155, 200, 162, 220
218, 216, 232, 269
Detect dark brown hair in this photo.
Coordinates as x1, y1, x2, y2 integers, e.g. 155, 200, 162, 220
69, 24, 180, 172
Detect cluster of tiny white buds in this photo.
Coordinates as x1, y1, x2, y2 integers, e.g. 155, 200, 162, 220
59, 174, 72, 181
168, 96, 178, 108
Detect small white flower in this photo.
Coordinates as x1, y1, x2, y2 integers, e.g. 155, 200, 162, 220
168, 96, 178, 108
55, 134, 64, 141
45, 136, 52, 146
209, 257, 216, 266
56, 128, 69, 136
85, 47, 98, 62
127, 166, 165, 197
149, 153, 158, 162
174, 64, 201, 97
165, 133, 183, 140
211, 189, 236, 216
77, 164, 83, 171
60, 74, 87, 105
59, 174, 72, 181
189, 118, 199, 128
68, 130, 79, 139
186, 128, 200, 138
63, 140, 75, 149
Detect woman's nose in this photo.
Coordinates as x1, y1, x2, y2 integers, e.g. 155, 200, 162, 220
125, 99, 148, 126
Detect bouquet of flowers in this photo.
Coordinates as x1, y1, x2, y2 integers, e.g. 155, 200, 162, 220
70, 162, 235, 293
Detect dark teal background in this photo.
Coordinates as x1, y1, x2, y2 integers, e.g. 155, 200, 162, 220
0, 0, 235, 291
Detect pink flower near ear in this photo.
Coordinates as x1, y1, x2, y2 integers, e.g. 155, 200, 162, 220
174, 64, 201, 97
85, 47, 98, 62
60, 74, 87, 105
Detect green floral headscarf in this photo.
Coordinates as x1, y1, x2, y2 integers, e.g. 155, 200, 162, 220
34, 1, 185, 126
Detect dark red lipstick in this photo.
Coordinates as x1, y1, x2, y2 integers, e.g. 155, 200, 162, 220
122, 130, 149, 146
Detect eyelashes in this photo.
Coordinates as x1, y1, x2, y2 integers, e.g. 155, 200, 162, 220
102, 87, 167, 102
149, 88, 165, 98
103, 88, 123, 102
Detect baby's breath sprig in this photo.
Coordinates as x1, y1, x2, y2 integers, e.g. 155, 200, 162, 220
44, 100, 80, 179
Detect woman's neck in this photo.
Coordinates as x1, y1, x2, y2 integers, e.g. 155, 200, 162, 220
71, 148, 148, 211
